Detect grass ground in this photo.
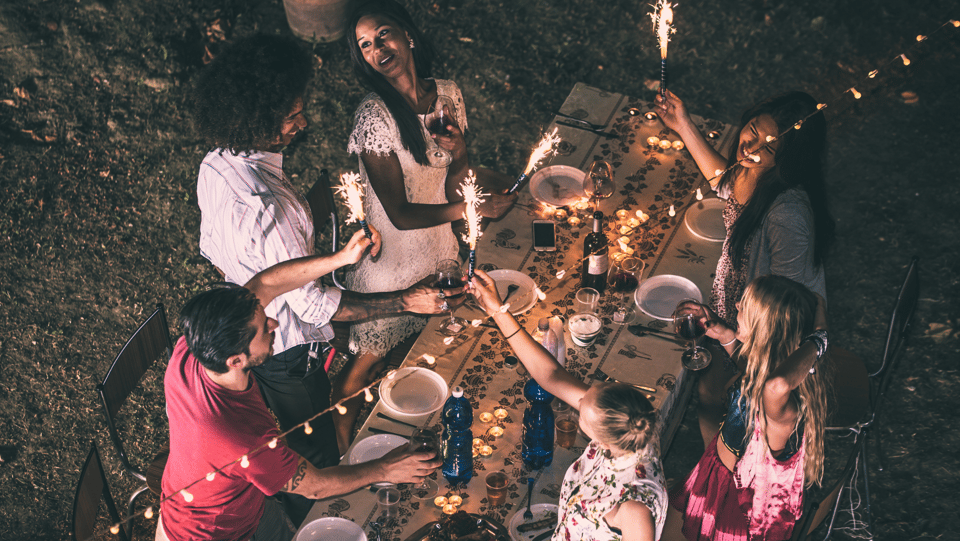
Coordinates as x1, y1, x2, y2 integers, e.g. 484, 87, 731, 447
1, 0, 958, 539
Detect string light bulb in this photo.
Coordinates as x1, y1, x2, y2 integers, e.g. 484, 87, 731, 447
714, 169, 724, 178
181, 490, 194, 503
850, 87, 862, 99
696, 188, 703, 200
794, 121, 803, 130
144, 507, 154, 520
206, 471, 216, 481
668, 205, 676, 217
952, 20, 959, 27
303, 421, 313, 435
268, 438, 278, 449
110, 524, 120, 535
335, 404, 347, 415
817, 103, 827, 110
471, 319, 482, 327
868, 69, 879, 78
364, 388, 374, 402
536, 288, 546, 301
900, 54, 911, 66
422, 354, 436, 365
765, 135, 775, 142
916, 34, 926, 42
240, 455, 250, 468
556, 270, 566, 279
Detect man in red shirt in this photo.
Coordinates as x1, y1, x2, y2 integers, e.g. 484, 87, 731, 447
158, 233, 439, 541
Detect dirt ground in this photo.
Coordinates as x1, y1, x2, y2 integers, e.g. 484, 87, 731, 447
1, 0, 958, 539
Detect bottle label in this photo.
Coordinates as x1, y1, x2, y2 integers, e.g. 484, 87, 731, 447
587, 254, 608, 275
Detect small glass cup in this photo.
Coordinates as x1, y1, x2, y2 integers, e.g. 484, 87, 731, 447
376, 486, 401, 522
485, 471, 509, 507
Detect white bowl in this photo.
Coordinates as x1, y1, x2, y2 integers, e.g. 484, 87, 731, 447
295, 517, 366, 541
378, 367, 449, 417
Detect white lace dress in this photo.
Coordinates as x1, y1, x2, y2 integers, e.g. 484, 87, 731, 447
344, 79, 465, 357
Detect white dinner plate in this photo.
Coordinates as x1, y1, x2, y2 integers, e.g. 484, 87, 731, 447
295, 517, 367, 541
634, 275, 703, 321
346, 434, 408, 465
528, 165, 585, 207
461, 269, 537, 319
683, 197, 726, 242
508, 503, 559, 541
378, 367, 449, 417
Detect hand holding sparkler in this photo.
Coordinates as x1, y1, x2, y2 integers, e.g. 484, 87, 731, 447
459, 171, 487, 278
650, 0, 676, 98
507, 127, 562, 194
335, 172, 374, 239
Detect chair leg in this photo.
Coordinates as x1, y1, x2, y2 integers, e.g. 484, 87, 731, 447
127, 483, 151, 536
860, 442, 874, 538
822, 483, 845, 540
873, 417, 886, 472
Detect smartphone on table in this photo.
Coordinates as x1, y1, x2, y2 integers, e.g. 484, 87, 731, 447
532, 220, 557, 252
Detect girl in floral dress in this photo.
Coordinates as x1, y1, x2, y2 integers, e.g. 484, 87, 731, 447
470, 270, 667, 541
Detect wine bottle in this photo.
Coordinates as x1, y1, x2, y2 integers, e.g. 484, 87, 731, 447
580, 211, 609, 293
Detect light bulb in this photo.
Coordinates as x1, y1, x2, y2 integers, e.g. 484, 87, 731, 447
817, 103, 827, 110
868, 70, 878, 78
696, 188, 703, 200
268, 438, 278, 449
916, 35, 926, 42
240, 455, 250, 468
206, 471, 216, 481
110, 524, 120, 535
900, 54, 910, 66
952, 20, 959, 27
335, 404, 347, 415
851, 88, 862, 99
181, 490, 194, 503
364, 388, 374, 402
144, 507, 154, 519
636, 210, 649, 222
536, 288, 546, 300
304, 421, 313, 435
443, 336, 455, 345
668, 205, 676, 217
794, 121, 802, 130
422, 354, 436, 365
714, 169, 724, 178
556, 270, 566, 279
471, 319, 482, 327
765, 135, 775, 142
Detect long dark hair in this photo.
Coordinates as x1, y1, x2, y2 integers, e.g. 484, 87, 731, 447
346, 0, 436, 165
717, 92, 835, 268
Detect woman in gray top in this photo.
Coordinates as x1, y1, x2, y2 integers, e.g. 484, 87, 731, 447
656, 90, 835, 446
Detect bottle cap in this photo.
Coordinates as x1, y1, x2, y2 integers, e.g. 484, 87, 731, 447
504, 355, 518, 368
593, 211, 603, 220
537, 318, 549, 330
451, 386, 464, 398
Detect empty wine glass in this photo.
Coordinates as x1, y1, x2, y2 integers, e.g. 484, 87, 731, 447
409, 427, 440, 500
436, 259, 467, 336
583, 160, 615, 201
608, 255, 644, 325
424, 96, 456, 159
672, 299, 712, 370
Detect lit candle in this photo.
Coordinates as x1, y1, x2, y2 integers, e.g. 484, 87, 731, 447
619, 225, 632, 236
448, 495, 463, 506
479, 412, 494, 424
494, 408, 509, 419
443, 503, 458, 515
480, 445, 493, 456
473, 438, 485, 448
488, 426, 504, 437
643, 111, 659, 121
671, 140, 685, 151
627, 217, 640, 228
567, 215, 581, 226
435, 496, 448, 507
554, 208, 567, 221
636, 210, 649, 222
646, 136, 661, 148
616, 209, 628, 220
658, 139, 672, 150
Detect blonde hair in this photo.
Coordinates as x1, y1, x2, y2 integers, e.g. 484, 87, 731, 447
736, 275, 831, 486
593, 383, 658, 454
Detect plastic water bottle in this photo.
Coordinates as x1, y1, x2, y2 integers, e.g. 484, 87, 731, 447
523, 319, 557, 469
441, 386, 474, 485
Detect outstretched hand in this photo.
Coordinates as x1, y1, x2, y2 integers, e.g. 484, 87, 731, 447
376, 443, 441, 486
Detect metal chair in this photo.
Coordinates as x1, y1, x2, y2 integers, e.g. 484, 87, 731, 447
306, 168, 346, 289
96, 303, 173, 520
73, 443, 131, 541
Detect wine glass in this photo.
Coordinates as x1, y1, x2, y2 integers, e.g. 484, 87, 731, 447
436, 259, 467, 336
583, 160, 615, 201
672, 299, 712, 370
608, 255, 643, 325
409, 427, 440, 500
425, 96, 456, 159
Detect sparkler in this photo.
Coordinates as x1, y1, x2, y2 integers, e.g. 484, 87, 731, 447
507, 127, 561, 194
335, 172, 373, 239
650, 0, 676, 98
459, 171, 487, 278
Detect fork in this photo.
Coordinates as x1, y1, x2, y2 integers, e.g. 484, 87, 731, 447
524, 477, 535, 520
591, 368, 657, 394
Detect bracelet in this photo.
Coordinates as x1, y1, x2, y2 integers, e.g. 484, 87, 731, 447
720, 335, 738, 347
503, 327, 522, 340
801, 329, 829, 373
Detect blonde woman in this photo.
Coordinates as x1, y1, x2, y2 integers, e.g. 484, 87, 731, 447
665, 275, 830, 541
470, 270, 667, 541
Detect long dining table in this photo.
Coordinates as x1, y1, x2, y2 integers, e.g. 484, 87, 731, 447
296, 83, 738, 541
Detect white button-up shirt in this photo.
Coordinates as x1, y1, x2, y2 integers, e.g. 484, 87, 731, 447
197, 149, 341, 352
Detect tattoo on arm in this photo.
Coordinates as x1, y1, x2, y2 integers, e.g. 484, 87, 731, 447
332, 290, 404, 321
286, 458, 308, 492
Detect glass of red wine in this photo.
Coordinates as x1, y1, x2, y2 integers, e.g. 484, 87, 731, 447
672, 299, 712, 370
436, 259, 467, 336
409, 426, 441, 500
608, 255, 644, 325
425, 96, 456, 159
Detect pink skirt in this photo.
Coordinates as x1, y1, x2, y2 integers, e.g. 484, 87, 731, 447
669, 433, 749, 541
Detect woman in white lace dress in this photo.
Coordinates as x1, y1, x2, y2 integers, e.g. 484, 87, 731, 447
336, 0, 515, 444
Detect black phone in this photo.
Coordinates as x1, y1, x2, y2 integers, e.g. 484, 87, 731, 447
532, 220, 557, 251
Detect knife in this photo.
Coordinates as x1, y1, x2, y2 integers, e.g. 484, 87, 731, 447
376, 412, 420, 429
552, 111, 605, 130
367, 426, 410, 438
532, 530, 554, 541
555, 121, 618, 139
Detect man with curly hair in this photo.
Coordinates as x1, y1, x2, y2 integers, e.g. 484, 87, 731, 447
190, 34, 448, 525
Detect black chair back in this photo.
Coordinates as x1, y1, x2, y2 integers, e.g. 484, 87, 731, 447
306, 168, 345, 289
73, 444, 131, 541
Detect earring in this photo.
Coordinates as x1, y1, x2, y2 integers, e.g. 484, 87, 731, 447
409, 39, 415, 49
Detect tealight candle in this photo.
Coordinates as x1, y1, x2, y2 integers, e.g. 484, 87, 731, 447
435, 496, 448, 507
644, 111, 659, 121
646, 136, 661, 147
488, 426, 504, 437
672, 140, 685, 151
472, 447, 480, 457
616, 209, 628, 220
479, 412, 494, 424
554, 209, 567, 221
473, 437, 485, 448
619, 225, 632, 236
443, 503, 458, 515
448, 495, 463, 506
567, 216, 581, 226
480, 445, 493, 456
636, 210, 649, 222
627, 218, 640, 228
659, 139, 672, 150
493, 408, 509, 420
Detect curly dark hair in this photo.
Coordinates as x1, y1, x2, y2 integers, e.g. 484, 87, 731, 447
190, 34, 314, 154
345, 0, 437, 165
179, 285, 260, 374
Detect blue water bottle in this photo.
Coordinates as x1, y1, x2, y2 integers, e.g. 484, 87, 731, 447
441, 386, 474, 485
521, 377, 555, 470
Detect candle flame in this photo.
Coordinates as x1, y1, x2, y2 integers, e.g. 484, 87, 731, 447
523, 127, 561, 175
458, 171, 487, 249
335, 172, 366, 224
651, 0, 676, 59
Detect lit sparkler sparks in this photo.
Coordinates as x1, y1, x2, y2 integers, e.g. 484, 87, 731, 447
459, 171, 487, 277
507, 127, 561, 194
335, 172, 373, 238
650, 0, 676, 97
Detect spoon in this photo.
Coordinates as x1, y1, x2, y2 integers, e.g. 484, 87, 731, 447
524, 477, 535, 520
503, 284, 520, 304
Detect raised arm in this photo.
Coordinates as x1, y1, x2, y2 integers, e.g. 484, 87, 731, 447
656, 90, 729, 187
469, 270, 589, 407
282, 444, 440, 500
763, 294, 828, 423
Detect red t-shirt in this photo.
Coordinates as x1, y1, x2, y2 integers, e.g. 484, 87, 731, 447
160, 337, 299, 541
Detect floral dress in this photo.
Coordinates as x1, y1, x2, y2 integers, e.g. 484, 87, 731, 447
344, 79, 464, 357
710, 192, 750, 328
554, 441, 667, 541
